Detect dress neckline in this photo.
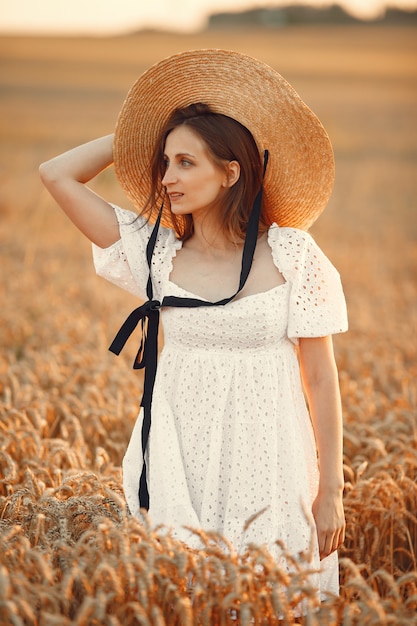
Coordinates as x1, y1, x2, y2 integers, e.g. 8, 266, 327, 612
165, 278, 289, 304
166, 223, 286, 304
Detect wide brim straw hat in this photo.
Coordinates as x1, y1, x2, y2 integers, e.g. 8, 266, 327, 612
114, 49, 334, 230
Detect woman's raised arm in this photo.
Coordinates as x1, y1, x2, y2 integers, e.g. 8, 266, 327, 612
39, 134, 120, 248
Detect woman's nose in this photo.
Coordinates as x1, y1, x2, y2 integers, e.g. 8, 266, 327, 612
162, 164, 177, 186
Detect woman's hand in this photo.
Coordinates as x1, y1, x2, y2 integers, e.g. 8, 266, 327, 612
39, 134, 119, 248
312, 488, 345, 560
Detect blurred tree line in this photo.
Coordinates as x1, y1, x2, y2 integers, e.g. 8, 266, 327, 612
208, 4, 417, 28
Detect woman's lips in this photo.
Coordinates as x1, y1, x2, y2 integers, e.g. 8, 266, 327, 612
168, 192, 183, 201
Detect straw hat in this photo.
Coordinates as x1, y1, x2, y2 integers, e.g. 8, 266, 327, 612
114, 49, 334, 230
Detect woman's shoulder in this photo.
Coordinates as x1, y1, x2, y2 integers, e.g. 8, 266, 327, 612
93, 205, 180, 300
268, 222, 314, 246
267, 223, 317, 264
111, 205, 149, 235
267, 222, 340, 279
267, 224, 347, 338
112, 205, 178, 245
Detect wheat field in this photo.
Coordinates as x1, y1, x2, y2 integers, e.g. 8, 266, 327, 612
0, 25, 416, 625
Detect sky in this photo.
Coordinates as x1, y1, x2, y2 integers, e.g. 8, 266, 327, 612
1, 0, 416, 35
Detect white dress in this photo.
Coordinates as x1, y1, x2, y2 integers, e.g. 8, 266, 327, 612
93, 206, 348, 599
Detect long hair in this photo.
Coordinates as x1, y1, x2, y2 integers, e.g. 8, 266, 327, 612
145, 103, 264, 242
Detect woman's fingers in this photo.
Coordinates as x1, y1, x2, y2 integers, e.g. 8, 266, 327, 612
312, 491, 346, 560
318, 525, 345, 560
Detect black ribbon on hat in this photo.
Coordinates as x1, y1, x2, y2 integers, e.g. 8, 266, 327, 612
109, 150, 269, 510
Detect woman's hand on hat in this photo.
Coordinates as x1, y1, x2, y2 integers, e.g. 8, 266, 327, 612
39, 135, 120, 248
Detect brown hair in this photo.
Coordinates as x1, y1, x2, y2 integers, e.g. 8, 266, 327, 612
145, 103, 264, 242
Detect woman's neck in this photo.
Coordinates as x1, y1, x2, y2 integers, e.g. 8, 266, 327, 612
187, 213, 244, 255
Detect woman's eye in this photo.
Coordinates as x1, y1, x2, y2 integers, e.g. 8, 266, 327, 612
181, 159, 192, 166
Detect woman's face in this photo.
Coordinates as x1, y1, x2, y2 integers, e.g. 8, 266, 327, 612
162, 125, 229, 219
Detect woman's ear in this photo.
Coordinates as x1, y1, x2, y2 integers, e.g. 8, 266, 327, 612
224, 160, 240, 188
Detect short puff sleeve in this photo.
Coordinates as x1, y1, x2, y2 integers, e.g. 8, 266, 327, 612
92, 205, 181, 301
268, 224, 348, 343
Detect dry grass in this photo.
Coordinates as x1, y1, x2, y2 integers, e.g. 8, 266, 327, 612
1, 25, 416, 625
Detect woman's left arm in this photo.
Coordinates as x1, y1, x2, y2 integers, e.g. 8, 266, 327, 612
298, 335, 346, 560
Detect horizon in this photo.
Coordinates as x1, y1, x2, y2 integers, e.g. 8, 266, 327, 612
1, 0, 417, 36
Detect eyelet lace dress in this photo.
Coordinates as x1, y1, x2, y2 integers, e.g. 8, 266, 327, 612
92, 206, 348, 599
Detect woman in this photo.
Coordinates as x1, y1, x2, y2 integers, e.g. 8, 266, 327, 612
39, 49, 348, 600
